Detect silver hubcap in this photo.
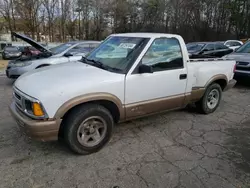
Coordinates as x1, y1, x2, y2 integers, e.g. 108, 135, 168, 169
77, 116, 107, 147
207, 89, 220, 109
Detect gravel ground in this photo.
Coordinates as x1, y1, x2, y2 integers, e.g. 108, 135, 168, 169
0, 77, 250, 188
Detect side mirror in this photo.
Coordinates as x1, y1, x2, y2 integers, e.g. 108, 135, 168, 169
64, 52, 73, 57
138, 64, 153, 74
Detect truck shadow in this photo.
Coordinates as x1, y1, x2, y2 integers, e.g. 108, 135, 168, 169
234, 77, 250, 88
225, 120, 250, 175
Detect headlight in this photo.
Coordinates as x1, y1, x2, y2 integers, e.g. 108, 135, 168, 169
14, 87, 48, 119
24, 100, 45, 117
14, 61, 32, 67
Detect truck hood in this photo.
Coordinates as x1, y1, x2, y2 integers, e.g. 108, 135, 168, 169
14, 61, 124, 106
12, 32, 52, 55
224, 53, 250, 62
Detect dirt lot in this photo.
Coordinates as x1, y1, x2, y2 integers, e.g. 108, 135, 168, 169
0, 77, 250, 188
0, 60, 8, 70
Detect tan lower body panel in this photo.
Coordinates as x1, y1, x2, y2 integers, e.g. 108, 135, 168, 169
190, 87, 205, 102
124, 89, 205, 121
125, 94, 186, 120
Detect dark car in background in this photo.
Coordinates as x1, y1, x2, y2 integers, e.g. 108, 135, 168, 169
187, 42, 234, 58
2, 46, 22, 60
23, 46, 41, 56
224, 41, 250, 78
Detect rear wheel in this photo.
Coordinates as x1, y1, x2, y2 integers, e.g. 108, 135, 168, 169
196, 83, 222, 114
63, 104, 114, 155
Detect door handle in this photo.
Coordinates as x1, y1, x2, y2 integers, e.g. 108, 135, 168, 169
179, 74, 187, 80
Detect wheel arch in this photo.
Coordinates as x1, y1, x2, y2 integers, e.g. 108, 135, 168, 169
55, 93, 125, 123
36, 64, 51, 69
190, 74, 228, 103
205, 74, 228, 91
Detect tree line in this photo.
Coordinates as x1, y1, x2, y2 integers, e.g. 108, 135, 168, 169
0, 0, 250, 42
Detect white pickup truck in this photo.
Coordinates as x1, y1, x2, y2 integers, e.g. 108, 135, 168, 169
10, 33, 236, 154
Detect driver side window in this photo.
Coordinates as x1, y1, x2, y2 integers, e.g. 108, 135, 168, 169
67, 43, 93, 55
67, 45, 81, 55
204, 44, 214, 51
141, 38, 183, 72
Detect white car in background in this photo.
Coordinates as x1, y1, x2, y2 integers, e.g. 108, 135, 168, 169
6, 32, 100, 79
222, 40, 243, 51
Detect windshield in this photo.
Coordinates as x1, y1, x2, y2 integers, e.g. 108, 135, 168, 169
4, 46, 19, 52
49, 43, 74, 54
86, 36, 149, 73
186, 43, 205, 51
235, 41, 250, 53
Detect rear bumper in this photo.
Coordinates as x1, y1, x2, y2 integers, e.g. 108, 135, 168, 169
224, 79, 237, 91
9, 102, 61, 141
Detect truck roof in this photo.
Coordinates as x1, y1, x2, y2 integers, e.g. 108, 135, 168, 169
111, 32, 181, 38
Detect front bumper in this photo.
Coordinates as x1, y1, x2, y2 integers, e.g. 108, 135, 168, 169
6, 65, 32, 79
234, 70, 250, 77
9, 102, 61, 141
3, 54, 20, 60
224, 79, 237, 91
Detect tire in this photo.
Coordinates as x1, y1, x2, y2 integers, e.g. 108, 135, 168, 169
196, 83, 222, 114
63, 104, 114, 155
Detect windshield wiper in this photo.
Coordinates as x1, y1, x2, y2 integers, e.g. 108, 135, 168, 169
87, 58, 104, 68
80, 57, 122, 73
80, 57, 104, 69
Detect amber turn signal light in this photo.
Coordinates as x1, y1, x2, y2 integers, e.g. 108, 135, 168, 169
32, 102, 44, 116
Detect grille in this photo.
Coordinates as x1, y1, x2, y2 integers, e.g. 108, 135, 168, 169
237, 61, 249, 66
13, 90, 24, 111
14, 92, 21, 100
237, 66, 250, 71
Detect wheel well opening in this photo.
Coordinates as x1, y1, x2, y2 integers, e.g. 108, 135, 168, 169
58, 100, 120, 138
214, 79, 227, 91
36, 64, 50, 69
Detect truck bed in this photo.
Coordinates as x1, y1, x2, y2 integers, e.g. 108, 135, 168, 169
187, 58, 236, 89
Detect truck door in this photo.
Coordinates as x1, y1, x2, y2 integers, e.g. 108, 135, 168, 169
125, 37, 188, 119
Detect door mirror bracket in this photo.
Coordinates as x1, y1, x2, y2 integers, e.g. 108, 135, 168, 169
138, 64, 153, 74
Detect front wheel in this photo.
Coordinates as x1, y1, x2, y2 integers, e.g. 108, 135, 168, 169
196, 83, 222, 114
63, 104, 114, 155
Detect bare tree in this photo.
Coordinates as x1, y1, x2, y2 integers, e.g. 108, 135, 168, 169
0, 0, 16, 39
1, 0, 250, 42
43, 0, 58, 42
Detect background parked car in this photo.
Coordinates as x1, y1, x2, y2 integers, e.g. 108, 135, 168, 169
6, 32, 101, 79
220, 40, 243, 51
2, 46, 22, 60
22, 46, 41, 56
187, 42, 234, 58
224, 41, 250, 78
